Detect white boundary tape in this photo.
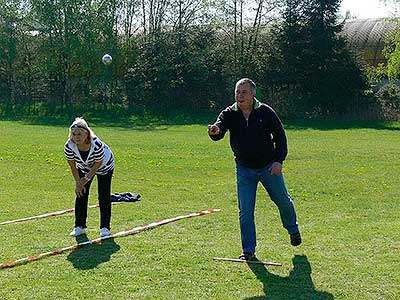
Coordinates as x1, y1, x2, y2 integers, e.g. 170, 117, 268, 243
0, 202, 126, 226
0, 209, 221, 269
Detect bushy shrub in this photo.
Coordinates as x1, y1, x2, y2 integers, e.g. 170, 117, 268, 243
376, 83, 400, 119
365, 64, 388, 85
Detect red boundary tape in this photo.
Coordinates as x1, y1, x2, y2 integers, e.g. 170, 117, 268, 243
0, 209, 221, 269
0, 202, 126, 226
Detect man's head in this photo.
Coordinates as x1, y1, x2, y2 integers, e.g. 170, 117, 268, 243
235, 78, 256, 111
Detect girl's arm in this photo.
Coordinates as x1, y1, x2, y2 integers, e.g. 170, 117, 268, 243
78, 160, 102, 186
68, 160, 86, 197
67, 160, 81, 183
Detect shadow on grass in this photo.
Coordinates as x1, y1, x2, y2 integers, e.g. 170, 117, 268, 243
284, 119, 400, 131
2, 110, 399, 131
67, 234, 120, 270
244, 255, 334, 300
1, 109, 217, 130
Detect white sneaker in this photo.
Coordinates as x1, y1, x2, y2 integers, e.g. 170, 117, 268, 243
69, 227, 85, 237
100, 227, 111, 237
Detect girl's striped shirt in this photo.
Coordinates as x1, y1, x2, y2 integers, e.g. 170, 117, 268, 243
64, 136, 114, 175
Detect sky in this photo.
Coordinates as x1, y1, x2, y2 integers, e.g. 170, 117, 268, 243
340, 0, 397, 18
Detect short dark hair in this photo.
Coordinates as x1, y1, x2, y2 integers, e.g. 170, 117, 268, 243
235, 78, 256, 94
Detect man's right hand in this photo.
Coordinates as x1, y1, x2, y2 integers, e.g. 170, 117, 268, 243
208, 124, 220, 135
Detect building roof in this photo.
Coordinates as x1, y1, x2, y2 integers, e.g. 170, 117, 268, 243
341, 18, 398, 66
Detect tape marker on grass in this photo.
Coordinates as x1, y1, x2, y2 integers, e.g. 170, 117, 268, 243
0, 202, 126, 226
213, 257, 282, 266
0, 208, 221, 269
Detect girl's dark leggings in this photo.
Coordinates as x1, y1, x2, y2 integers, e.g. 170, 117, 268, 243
75, 169, 114, 230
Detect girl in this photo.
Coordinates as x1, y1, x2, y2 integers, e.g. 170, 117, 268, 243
64, 117, 115, 237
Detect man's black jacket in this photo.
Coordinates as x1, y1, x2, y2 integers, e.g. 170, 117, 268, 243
209, 99, 288, 169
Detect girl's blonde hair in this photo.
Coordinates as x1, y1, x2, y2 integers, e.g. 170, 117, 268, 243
68, 117, 95, 144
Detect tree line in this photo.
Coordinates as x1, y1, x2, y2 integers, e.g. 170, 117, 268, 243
0, 0, 370, 118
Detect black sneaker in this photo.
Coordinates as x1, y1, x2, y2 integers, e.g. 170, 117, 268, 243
290, 231, 302, 246
238, 252, 256, 261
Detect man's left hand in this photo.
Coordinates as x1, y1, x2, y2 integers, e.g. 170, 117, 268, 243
270, 162, 282, 175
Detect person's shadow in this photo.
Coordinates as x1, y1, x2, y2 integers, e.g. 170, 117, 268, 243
67, 234, 120, 270
244, 255, 334, 300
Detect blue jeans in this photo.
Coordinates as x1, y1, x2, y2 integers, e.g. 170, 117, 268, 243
236, 163, 298, 254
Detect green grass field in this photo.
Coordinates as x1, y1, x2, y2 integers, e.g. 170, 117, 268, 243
0, 119, 399, 300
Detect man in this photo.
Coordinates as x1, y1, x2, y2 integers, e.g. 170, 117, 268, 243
208, 78, 301, 260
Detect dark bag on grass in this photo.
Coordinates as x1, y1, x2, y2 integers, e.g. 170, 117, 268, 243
111, 192, 141, 202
